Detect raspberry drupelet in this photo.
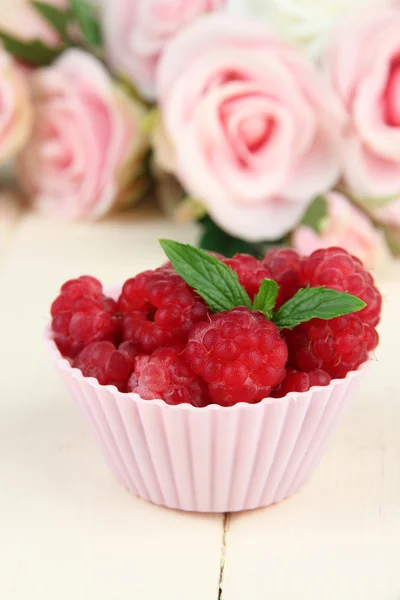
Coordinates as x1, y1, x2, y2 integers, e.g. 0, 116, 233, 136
73, 340, 141, 392
284, 315, 379, 379
118, 267, 209, 353
222, 254, 272, 299
263, 248, 304, 308
272, 367, 331, 397
51, 276, 118, 359
185, 307, 288, 407
301, 247, 382, 327
127, 346, 210, 407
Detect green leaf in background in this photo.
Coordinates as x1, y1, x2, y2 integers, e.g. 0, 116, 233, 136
198, 216, 265, 259
31, 1, 71, 44
159, 239, 252, 312
300, 196, 327, 233
273, 286, 366, 330
70, 0, 102, 49
253, 279, 279, 319
0, 31, 62, 66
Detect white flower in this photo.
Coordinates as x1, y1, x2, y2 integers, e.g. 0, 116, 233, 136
227, 0, 373, 59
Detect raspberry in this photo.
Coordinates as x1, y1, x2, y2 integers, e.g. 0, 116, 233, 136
272, 367, 331, 397
73, 341, 140, 392
128, 347, 210, 407
285, 315, 379, 379
185, 307, 288, 407
51, 276, 118, 358
302, 247, 382, 327
118, 268, 208, 353
222, 254, 272, 299
263, 248, 304, 308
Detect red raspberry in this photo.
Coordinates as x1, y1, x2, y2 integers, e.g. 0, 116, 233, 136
185, 307, 288, 407
51, 276, 118, 358
272, 368, 331, 398
285, 315, 378, 379
222, 254, 272, 299
118, 268, 209, 353
73, 341, 141, 392
302, 247, 382, 327
263, 248, 304, 308
128, 347, 210, 407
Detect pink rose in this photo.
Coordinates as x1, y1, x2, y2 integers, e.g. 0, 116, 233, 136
157, 14, 340, 242
18, 49, 149, 220
0, 0, 67, 46
0, 49, 32, 163
102, 0, 226, 100
293, 192, 389, 269
326, 5, 400, 203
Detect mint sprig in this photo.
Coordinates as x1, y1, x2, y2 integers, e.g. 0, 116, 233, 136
159, 240, 366, 328
273, 286, 366, 330
253, 279, 278, 319
160, 240, 252, 312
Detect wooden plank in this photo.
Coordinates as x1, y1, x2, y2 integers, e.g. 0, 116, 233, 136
222, 266, 400, 599
0, 211, 224, 600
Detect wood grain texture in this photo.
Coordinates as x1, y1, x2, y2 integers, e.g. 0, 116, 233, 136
1, 209, 399, 599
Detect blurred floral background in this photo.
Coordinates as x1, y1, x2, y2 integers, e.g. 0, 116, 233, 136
0, 0, 399, 266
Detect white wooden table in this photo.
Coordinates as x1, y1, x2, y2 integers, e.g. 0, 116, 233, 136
1, 198, 399, 600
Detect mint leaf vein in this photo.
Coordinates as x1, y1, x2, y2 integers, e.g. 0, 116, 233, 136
253, 279, 279, 319
159, 240, 251, 312
273, 286, 366, 330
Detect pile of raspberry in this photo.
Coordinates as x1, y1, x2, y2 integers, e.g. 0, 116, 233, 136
51, 247, 381, 407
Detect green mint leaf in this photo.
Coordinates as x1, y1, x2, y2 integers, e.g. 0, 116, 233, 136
253, 279, 279, 319
0, 31, 62, 66
159, 239, 252, 312
70, 0, 102, 49
31, 2, 70, 44
300, 196, 327, 233
273, 286, 366, 330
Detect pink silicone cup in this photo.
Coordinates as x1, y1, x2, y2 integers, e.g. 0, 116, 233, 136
45, 335, 369, 512
46, 285, 369, 512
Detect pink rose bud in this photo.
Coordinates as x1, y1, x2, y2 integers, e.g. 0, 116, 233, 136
18, 49, 149, 220
293, 192, 390, 269
157, 14, 341, 242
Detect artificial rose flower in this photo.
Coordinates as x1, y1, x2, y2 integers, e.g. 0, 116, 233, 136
102, 0, 226, 101
0, 49, 32, 164
325, 5, 400, 205
157, 14, 340, 242
227, 0, 372, 60
18, 49, 149, 220
0, 0, 67, 46
293, 192, 389, 269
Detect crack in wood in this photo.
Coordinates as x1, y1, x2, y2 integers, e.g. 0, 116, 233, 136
218, 513, 230, 600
